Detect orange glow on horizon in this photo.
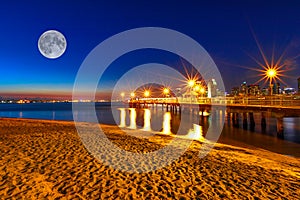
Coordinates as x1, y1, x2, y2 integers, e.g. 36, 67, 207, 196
0, 90, 114, 101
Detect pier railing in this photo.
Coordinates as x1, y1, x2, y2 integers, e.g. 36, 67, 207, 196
209, 96, 300, 108
130, 95, 300, 108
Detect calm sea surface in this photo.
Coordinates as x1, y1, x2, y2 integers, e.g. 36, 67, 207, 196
1, 102, 300, 157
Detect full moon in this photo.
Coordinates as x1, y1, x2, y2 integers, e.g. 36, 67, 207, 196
38, 30, 67, 59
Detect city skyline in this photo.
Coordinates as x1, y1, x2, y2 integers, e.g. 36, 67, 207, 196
1, 1, 300, 99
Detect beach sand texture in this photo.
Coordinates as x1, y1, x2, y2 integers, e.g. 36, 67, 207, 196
0, 118, 299, 199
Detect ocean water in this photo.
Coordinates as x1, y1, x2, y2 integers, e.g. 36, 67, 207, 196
0, 102, 300, 157
0, 102, 114, 123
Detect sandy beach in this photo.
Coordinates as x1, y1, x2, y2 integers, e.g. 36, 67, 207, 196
0, 118, 299, 199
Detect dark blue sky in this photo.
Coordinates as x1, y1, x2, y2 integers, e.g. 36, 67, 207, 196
1, 0, 300, 98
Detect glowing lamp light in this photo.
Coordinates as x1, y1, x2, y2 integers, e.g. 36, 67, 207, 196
130, 92, 135, 98
163, 88, 170, 95
120, 92, 125, 97
144, 90, 150, 97
188, 80, 195, 87
266, 68, 277, 78
199, 87, 205, 94
194, 85, 200, 91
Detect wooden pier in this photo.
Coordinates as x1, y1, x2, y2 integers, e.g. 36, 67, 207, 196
128, 96, 300, 138
129, 99, 181, 113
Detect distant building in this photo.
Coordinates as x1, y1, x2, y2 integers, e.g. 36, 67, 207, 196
283, 87, 296, 95
174, 87, 183, 97
207, 79, 217, 98
273, 82, 281, 94
261, 87, 269, 95
240, 81, 247, 95
231, 87, 239, 96
216, 89, 225, 96
248, 84, 260, 96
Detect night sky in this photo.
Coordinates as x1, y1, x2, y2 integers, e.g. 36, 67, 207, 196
1, 0, 300, 99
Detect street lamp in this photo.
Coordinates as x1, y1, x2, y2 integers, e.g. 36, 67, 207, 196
193, 84, 206, 102
267, 68, 277, 78
163, 88, 170, 97
188, 79, 195, 103
188, 80, 195, 87
266, 68, 277, 95
120, 92, 125, 101
199, 87, 205, 95
194, 85, 200, 92
144, 90, 150, 98
130, 92, 135, 99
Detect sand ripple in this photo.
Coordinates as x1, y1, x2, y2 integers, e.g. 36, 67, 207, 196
0, 118, 299, 199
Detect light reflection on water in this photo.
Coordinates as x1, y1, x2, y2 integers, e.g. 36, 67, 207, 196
161, 112, 172, 135
128, 108, 137, 129
118, 108, 126, 127
142, 109, 152, 131
113, 107, 300, 157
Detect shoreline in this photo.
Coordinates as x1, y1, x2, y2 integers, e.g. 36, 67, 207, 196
1, 116, 300, 158
0, 117, 299, 198
1, 117, 299, 159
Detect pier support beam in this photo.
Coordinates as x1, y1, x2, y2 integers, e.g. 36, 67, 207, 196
227, 112, 231, 125
236, 113, 240, 127
276, 117, 284, 138
242, 113, 248, 130
232, 113, 239, 128
231, 112, 235, 126
261, 112, 266, 132
249, 112, 255, 131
